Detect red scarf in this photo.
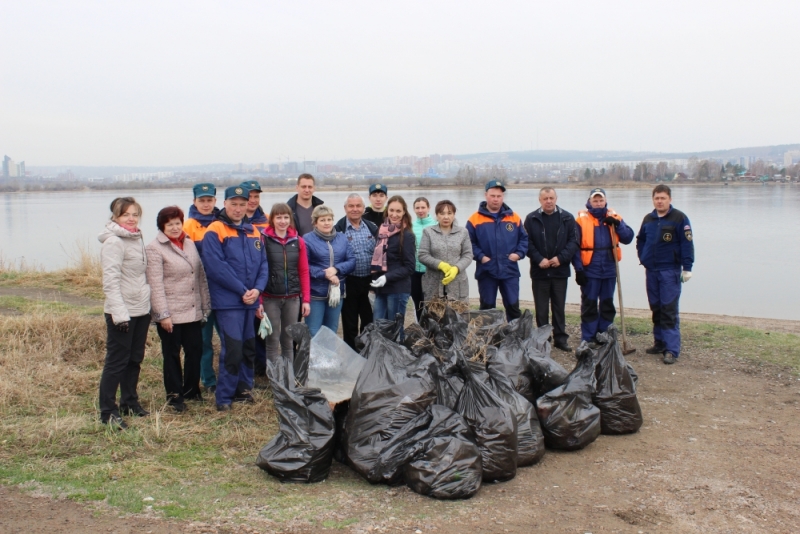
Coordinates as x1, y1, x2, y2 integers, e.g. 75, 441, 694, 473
168, 232, 186, 251
371, 222, 403, 273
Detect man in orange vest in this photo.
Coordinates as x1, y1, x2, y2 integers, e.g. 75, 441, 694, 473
573, 188, 634, 346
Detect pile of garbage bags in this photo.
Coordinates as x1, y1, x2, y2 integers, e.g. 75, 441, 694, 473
256, 305, 643, 500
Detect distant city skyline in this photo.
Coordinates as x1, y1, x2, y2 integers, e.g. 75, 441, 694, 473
2, 1, 799, 166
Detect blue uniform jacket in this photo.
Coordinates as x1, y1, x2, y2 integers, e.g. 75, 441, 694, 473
184, 205, 219, 255
303, 231, 356, 299
635, 205, 694, 272
466, 202, 528, 280
201, 210, 269, 310
573, 204, 634, 279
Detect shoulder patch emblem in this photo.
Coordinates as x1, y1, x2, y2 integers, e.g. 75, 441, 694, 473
684, 225, 691, 230
663, 232, 673, 242
254, 239, 262, 250
685, 231, 693, 241
505, 223, 514, 232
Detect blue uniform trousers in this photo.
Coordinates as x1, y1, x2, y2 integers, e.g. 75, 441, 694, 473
200, 311, 219, 388
214, 309, 257, 406
646, 268, 682, 357
580, 277, 617, 342
477, 276, 521, 322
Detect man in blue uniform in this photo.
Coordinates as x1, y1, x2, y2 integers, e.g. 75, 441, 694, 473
202, 186, 269, 409
467, 180, 528, 321
636, 184, 694, 365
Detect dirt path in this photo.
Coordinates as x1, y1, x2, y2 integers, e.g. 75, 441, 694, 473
2, 289, 800, 533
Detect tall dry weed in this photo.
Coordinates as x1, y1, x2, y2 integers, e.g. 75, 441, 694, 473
0, 310, 278, 461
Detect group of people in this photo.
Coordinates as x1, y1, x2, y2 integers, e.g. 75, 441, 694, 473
96, 176, 694, 430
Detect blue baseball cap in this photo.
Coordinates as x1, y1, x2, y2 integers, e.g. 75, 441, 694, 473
369, 183, 387, 195
485, 180, 505, 192
192, 183, 216, 198
589, 187, 606, 199
225, 185, 250, 200
240, 180, 262, 192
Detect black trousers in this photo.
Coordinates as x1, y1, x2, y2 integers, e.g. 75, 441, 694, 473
98, 313, 151, 417
157, 320, 203, 404
532, 277, 569, 345
410, 271, 425, 321
341, 275, 374, 350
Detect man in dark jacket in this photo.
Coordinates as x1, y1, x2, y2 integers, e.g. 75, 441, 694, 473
335, 194, 379, 350
572, 188, 634, 347
286, 173, 324, 236
636, 184, 694, 365
202, 186, 269, 411
362, 183, 388, 226
466, 180, 528, 321
524, 187, 579, 351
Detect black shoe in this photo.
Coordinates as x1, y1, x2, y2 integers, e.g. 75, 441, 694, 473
120, 404, 150, 417
645, 344, 666, 355
101, 414, 128, 430
663, 352, 677, 365
554, 342, 572, 352
216, 404, 231, 412
233, 392, 255, 404
170, 402, 188, 413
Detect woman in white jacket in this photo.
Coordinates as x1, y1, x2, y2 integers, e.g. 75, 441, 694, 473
98, 197, 151, 430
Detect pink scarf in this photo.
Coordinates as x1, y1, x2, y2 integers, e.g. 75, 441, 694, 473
371, 222, 403, 273
118, 222, 140, 234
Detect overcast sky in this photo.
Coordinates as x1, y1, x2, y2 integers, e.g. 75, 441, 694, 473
2, 1, 798, 166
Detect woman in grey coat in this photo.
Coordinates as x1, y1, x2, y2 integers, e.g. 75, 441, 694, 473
418, 200, 473, 303
98, 197, 151, 430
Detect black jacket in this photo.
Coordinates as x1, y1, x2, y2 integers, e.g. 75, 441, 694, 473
363, 207, 385, 227
523, 206, 579, 280
286, 194, 324, 232
334, 216, 379, 237
373, 230, 416, 294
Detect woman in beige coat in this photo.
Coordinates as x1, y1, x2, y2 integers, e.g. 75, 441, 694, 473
418, 200, 473, 303
146, 206, 211, 413
98, 197, 151, 430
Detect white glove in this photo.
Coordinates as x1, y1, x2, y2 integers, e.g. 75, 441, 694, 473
681, 271, 692, 283
258, 315, 273, 339
328, 284, 341, 307
370, 275, 387, 288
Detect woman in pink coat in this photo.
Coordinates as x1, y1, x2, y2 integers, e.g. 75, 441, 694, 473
146, 206, 211, 413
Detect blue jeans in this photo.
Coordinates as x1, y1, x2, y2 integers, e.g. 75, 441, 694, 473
373, 292, 410, 340
200, 311, 219, 387
305, 299, 343, 337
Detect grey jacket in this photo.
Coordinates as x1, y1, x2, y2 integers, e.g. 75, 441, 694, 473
145, 231, 211, 324
99, 221, 151, 323
418, 224, 473, 301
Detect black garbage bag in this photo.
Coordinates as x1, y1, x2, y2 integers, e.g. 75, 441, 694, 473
455, 356, 518, 482
592, 326, 643, 435
405, 405, 483, 499
402, 322, 432, 357
487, 331, 536, 403
432, 349, 464, 410
527, 324, 553, 354
490, 309, 533, 346
354, 313, 404, 353
460, 309, 506, 340
536, 345, 601, 451
331, 400, 350, 464
286, 322, 312, 387
485, 363, 545, 467
256, 361, 335, 483
527, 350, 570, 402
367, 410, 433, 485
345, 330, 437, 482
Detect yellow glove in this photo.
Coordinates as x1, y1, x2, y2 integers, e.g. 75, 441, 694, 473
438, 262, 453, 273
442, 266, 459, 285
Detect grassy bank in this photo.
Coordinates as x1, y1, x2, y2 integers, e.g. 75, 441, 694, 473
1, 259, 799, 529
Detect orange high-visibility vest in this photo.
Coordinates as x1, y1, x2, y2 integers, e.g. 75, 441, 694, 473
576, 209, 622, 266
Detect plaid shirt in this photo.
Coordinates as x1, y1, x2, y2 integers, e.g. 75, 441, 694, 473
344, 219, 376, 277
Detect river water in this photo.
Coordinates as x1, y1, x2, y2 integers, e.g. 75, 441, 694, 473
2, 185, 798, 320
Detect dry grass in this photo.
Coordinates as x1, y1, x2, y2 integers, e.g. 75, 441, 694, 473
0, 242, 104, 300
